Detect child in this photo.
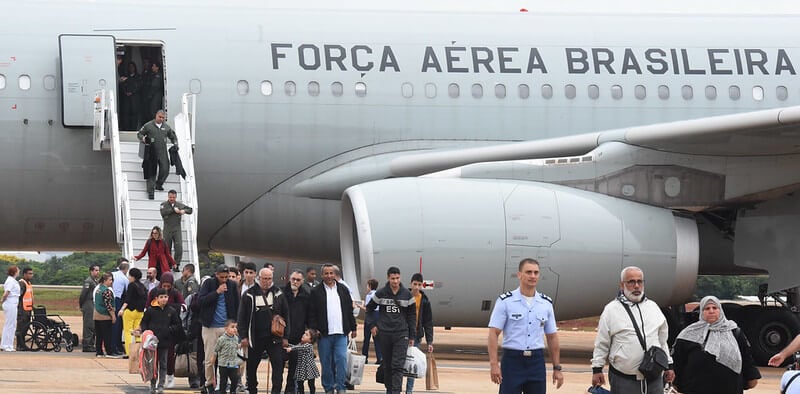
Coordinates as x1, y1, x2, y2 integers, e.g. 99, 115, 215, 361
211, 319, 241, 394
285, 329, 321, 394
138, 288, 182, 394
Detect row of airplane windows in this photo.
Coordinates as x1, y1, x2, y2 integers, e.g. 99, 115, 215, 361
250, 80, 791, 102
0, 74, 789, 103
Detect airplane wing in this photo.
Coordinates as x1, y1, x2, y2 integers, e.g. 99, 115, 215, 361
389, 105, 800, 177
294, 105, 800, 199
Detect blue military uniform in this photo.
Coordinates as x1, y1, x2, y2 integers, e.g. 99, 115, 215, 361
488, 287, 557, 394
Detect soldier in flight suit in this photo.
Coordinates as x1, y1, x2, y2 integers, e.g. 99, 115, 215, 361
161, 189, 193, 266
138, 110, 177, 199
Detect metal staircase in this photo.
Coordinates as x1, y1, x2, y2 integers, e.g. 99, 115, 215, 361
94, 90, 200, 278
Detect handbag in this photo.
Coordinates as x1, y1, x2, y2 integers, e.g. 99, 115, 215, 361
403, 345, 427, 378
271, 314, 286, 337
621, 302, 669, 381
376, 363, 385, 384
128, 340, 141, 374
346, 339, 366, 385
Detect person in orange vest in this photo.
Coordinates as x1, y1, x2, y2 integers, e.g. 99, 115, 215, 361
16, 267, 33, 351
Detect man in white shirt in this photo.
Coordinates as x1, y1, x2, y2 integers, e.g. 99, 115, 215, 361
110, 259, 130, 356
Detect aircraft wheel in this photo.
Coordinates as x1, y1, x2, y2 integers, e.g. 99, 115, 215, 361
742, 306, 800, 366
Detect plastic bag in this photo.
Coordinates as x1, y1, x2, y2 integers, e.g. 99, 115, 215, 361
403, 345, 427, 379
346, 338, 366, 385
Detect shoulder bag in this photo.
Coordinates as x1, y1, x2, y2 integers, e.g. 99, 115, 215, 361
621, 302, 669, 381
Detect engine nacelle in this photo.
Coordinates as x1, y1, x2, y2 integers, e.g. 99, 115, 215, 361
340, 178, 698, 326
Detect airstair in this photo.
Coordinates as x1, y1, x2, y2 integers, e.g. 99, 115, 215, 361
93, 90, 200, 279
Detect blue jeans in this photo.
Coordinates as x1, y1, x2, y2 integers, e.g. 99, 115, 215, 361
318, 334, 347, 392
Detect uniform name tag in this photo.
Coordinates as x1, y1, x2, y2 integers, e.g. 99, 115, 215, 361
511, 313, 523, 319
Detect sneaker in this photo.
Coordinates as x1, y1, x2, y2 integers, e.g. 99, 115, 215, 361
156, 388, 164, 394
4, 347, 16, 352
106, 353, 124, 359
165, 375, 174, 388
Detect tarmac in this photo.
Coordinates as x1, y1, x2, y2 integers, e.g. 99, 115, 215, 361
0, 315, 792, 393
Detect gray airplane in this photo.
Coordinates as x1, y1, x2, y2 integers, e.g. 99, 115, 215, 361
3, 0, 800, 363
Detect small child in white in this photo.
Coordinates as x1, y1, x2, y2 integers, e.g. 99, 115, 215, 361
211, 320, 241, 394
285, 329, 321, 394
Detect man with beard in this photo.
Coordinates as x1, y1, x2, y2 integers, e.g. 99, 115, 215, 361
590, 266, 674, 394
283, 270, 313, 394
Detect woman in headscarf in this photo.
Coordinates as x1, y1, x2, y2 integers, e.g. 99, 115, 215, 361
673, 296, 761, 393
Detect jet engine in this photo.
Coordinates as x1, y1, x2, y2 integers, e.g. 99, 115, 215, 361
340, 178, 698, 326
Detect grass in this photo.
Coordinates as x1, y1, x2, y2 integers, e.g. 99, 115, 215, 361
31, 288, 82, 316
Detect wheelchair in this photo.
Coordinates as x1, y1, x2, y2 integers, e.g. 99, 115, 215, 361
23, 305, 78, 352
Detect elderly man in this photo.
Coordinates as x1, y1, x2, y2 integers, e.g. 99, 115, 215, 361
488, 258, 563, 394
283, 269, 313, 394
591, 266, 674, 394
238, 268, 289, 394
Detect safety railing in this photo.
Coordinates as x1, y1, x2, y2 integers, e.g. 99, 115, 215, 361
105, 89, 134, 259
174, 93, 200, 277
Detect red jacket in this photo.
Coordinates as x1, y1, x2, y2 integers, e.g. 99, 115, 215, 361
135, 238, 176, 273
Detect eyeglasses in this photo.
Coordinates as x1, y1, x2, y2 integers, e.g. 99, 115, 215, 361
290, 278, 303, 282
625, 279, 645, 286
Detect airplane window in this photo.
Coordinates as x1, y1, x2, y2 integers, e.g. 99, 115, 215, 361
260, 80, 272, 96
777, 86, 788, 101
448, 83, 460, 98
471, 83, 483, 98
705, 86, 717, 100
611, 85, 623, 100
331, 82, 344, 97
190, 78, 202, 94
0, 74, 5, 90
634, 85, 646, 100
681, 85, 693, 100
236, 80, 249, 95
541, 84, 553, 99
729, 85, 740, 100
18, 74, 31, 91
565, 84, 576, 99
752, 86, 764, 101
658, 85, 669, 100
518, 84, 530, 99
355, 82, 367, 97
43, 75, 56, 91
308, 81, 320, 97
401, 82, 413, 98
285, 81, 296, 96
588, 85, 599, 100
495, 84, 506, 99
425, 83, 437, 98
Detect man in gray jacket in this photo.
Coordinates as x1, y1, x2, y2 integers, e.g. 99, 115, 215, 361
161, 189, 193, 266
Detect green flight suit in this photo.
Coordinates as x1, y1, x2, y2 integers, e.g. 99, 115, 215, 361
160, 199, 193, 265
137, 120, 177, 196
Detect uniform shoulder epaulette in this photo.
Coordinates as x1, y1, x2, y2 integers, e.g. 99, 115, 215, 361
498, 291, 513, 300
539, 293, 553, 304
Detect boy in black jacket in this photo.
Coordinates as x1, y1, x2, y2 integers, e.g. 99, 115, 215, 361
365, 266, 416, 394
139, 288, 183, 394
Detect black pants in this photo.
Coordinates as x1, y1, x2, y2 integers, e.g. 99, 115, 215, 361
246, 337, 285, 394
94, 319, 113, 356
378, 330, 408, 394
16, 310, 30, 349
219, 366, 241, 394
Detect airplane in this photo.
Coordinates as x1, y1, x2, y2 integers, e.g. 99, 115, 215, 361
3, 0, 800, 364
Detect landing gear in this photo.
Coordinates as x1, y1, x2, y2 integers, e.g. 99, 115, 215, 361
739, 306, 800, 365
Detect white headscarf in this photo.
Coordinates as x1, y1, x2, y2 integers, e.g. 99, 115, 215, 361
676, 295, 741, 373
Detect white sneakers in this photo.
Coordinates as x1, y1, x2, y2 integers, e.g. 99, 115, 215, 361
165, 375, 175, 388
1, 347, 16, 352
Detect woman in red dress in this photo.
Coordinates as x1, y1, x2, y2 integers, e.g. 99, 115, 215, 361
133, 226, 176, 280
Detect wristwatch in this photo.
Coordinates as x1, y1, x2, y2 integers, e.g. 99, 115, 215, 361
553, 365, 563, 371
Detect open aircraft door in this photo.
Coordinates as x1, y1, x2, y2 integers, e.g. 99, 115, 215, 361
59, 34, 116, 127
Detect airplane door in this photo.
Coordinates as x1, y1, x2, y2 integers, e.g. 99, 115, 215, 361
58, 34, 116, 127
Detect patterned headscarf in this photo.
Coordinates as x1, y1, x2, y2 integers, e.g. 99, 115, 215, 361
676, 296, 741, 373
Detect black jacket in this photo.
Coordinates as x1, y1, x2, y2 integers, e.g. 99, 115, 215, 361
140, 304, 183, 348
197, 277, 240, 328
673, 328, 761, 394
142, 143, 158, 180
309, 282, 357, 337
283, 283, 312, 344
238, 283, 290, 343
168, 145, 186, 179
366, 282, 416, 338
414, 290, 434, 344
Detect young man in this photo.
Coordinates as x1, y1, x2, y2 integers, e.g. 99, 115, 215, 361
160, 189, 193, 264
488, 258, 564, 394
197, 265, 240, 393
16, 267, 34, 351
405, 273, 434, 394
240, 262, 257, 295
365, 267, 416, 394
79, 265, 101, 352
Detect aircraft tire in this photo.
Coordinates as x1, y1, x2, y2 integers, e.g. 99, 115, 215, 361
741, 306, 800, 366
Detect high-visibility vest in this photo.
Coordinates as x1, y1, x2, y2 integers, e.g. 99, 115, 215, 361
20, 279, 33, 311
